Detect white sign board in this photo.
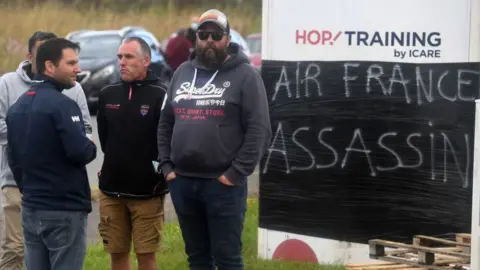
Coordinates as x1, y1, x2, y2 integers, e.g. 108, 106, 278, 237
260, 0, 480, 267
262, 0, 471, 63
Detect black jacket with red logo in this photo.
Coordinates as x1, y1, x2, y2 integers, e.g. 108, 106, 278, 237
97, 71, 168, 198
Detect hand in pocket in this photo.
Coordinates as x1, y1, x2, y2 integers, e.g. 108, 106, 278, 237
166, 172, 176, 182
218, 175, 234, 186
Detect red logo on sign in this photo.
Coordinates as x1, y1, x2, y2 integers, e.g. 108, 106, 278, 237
272, 239, 318, 263
296, 30, 343, 45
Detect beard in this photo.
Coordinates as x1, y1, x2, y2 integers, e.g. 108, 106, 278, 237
51, 69, 76, 89
55, 73, 76, 89
60, 77, 76, 89
65, 79, 75, 88
195, 43, 229, 69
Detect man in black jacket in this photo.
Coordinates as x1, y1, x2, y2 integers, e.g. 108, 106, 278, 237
96, 37, 167, 270
157, 9, 272, 270
6, 38, 97, 270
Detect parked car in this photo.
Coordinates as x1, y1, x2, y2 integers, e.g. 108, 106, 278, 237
230, 29, 251, 58
66, 26, 172, 113
246, 33, 261, 71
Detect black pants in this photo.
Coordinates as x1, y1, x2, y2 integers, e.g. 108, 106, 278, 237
168, 175, 248, 270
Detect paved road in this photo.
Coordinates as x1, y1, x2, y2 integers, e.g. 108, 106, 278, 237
1, 116, 260, 244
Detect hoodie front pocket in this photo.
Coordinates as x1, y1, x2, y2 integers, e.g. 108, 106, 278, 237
171, 123, 230, 173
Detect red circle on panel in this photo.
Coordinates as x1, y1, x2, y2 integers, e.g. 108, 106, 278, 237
272, 238, 318, 263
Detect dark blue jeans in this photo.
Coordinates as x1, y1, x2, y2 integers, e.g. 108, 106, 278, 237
22, 206, 88, 270
168, 175, 248, 270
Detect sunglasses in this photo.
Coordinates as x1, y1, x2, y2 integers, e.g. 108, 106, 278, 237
197, 31, 225, 41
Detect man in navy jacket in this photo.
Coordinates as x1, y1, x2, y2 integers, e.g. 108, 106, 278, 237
6, 38, 97, 270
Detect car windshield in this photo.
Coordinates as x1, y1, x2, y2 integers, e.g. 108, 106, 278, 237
71, 34, 122, 58
247, 37, 261, 54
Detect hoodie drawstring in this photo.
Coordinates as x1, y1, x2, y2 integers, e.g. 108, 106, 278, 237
188, 68, 219, 100
128, 85, 132, 100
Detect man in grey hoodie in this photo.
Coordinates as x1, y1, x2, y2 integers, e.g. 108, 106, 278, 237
0, 31, 92, 270
157, 9, 271, 270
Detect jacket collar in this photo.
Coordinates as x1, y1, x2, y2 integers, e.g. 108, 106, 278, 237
121, 69, 159, 86
33, 74, 74, 92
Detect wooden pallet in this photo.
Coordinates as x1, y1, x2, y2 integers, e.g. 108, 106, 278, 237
346, 262, 427, 269
365, 233, 471, 270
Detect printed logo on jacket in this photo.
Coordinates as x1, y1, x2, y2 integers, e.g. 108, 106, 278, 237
172, 80, 230, 121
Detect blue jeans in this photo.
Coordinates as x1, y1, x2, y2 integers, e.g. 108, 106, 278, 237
168, 175, 248, 270
21, 207, 88, 270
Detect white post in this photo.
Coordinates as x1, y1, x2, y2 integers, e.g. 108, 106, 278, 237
258, 0, 271, 260
470, 0, 480, 267
471, 101, 480, 269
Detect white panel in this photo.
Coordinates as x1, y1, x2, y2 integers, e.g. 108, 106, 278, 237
263, 0, 470, 63
260, 228, 379, 265
471, 100, 480, 269
260, 0, 479, 267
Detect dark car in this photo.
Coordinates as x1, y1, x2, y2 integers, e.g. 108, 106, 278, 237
66, 26, 172, 114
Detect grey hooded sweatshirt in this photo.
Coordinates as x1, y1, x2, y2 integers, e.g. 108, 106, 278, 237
157, 42, 272, 185
0, 60, 92, 189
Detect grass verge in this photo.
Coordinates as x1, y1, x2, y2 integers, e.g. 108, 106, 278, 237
84, 198, 345, 269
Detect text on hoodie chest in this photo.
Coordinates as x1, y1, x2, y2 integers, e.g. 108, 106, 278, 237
171, 78, 239, 122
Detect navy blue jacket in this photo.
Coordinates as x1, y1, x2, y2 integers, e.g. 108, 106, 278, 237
6, 74, 97, 213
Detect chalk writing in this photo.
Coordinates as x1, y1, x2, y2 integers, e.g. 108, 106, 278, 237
272, 62, 480, 106
263, 122, 290, 174
273, 65, 292, 101
263, 61, 478, 189
259, 60, 476, 244
340, 128, 376, 177
442, 133, 470, 188
291, 127, 315, 171
316, 127, 338, 169
262, 122, 470, 188
303, 64, 322, 98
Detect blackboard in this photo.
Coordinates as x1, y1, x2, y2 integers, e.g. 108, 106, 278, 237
259, 60, 479, 244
